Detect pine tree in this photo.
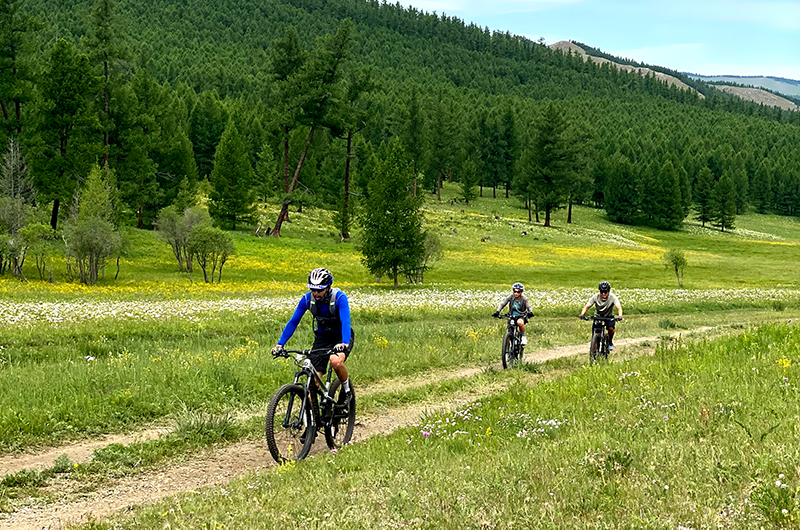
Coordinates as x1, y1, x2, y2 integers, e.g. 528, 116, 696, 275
209, 118, 255, 230
358, 142, 425, 289
711, 171, 736, 232
693, 167, 714, 227
36, 39, 98, 230
603, 152, 640, 224
459, 157, 478, 204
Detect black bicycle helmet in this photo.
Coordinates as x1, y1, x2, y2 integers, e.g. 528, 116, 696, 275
512, 282, 524, 291
598, 281, 611, 293
307, 268, 334, 290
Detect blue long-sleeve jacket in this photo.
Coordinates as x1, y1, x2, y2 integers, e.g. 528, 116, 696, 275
277, 290, 351, 346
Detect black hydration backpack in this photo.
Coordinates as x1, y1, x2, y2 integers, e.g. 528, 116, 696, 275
309, 287, 340, 333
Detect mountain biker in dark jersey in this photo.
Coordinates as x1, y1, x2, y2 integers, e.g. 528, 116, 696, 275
272, 268, 354, 404
578, 281, 623, 351
493, 282, 534, 346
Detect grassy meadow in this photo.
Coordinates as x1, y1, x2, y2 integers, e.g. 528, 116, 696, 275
1, 183, 800, 525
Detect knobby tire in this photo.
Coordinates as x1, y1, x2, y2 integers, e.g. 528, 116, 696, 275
323, 378, 356, 450
265, 383, 315, 463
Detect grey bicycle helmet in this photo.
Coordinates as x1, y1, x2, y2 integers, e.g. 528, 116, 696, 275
307, 268, 334, 290
512, 282, 524, 291
598, 281, 611, 292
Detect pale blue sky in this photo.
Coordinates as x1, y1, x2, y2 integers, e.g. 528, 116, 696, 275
397, 0, 800, 80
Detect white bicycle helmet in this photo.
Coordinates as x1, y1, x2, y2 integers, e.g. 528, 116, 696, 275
307, 268, 334, 290
512, 282, 524, 291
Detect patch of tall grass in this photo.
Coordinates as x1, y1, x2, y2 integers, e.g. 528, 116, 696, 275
88, 322, 800, 529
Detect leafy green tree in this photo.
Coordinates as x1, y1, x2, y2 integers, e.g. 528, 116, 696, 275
36, 39, 98, 230
711, 171, 736, 232
425, 92, 459, 201
63, 164, 122, 284
155, 204, 211, 272
358, 142, 425, 289
662, 248, 687, 288
209, 118, 255, 229
187, 224, 234, 283
693, 167, 714, 227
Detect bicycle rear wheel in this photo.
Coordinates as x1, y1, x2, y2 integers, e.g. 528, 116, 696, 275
323, 379, 356, 450
265, 384, 314, 463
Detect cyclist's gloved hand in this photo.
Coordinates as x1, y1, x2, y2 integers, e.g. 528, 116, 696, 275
615, 316, 623, 321
271, 344, 284, 357
526, 311, 534, 318
579, 315, 588, 320
333, 343, 348, 353
492, 311, 500, 318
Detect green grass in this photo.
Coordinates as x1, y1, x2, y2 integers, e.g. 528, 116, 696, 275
83, 322, 800, 529
3, 183, 800, 523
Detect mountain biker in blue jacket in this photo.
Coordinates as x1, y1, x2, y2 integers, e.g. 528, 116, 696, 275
493, 282, 534, 346
272, 268, 354, 404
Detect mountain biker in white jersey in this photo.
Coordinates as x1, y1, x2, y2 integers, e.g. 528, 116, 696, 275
493, 282, 534, 345
578, 281, 623, 351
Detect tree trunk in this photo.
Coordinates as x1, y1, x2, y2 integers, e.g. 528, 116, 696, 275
50, 199, 60, 230
535, 205, 540, 223
527, 198, 532, 222
436, 173, 441, 201
544, 206, 551, 227
505, 181, 510, 198
341, 130, 353, 239
567, 198, 573, 224
393, 264, 398, 289
272, 127, 315, 237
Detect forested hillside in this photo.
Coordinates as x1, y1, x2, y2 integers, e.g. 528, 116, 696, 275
2, 0, 800, 282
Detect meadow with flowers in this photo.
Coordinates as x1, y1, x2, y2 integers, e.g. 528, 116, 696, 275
2, 184, 800, 526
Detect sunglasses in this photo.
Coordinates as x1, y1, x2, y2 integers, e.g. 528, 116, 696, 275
513, 289, 522, 293
310, 288, 326, 293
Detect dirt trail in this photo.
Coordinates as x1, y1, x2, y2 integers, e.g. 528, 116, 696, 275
0, 328, 716, 529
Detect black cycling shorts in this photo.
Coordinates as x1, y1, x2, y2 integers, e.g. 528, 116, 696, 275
310, 329, 355, 373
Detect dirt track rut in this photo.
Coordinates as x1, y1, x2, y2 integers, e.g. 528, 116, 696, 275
0, 330, 709, 529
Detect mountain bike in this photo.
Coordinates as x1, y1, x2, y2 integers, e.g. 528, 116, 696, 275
495, 313, 525, 369
266, 348, 356, 463
580, 315, 621, 363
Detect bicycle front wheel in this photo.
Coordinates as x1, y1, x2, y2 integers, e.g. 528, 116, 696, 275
590, 332, 602, 363
323, 379, 356, 451
501, 332, 514, 369
265, 384, 314, 463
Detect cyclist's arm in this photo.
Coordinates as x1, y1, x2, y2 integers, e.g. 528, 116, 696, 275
336, 291, 351, 347
277, 296, 310, 346
496, 296, 511, 312
615, 301, 622, 318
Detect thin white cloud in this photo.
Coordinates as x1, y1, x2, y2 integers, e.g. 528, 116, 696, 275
663, 1, 800, 31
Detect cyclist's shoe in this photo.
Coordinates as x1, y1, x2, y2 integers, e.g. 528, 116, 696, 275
521, 336, 528, 346
337, 389, 353, 409
608, 343, 615, 352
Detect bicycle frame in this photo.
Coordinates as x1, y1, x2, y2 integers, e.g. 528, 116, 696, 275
588, 316, 616, 362
282, 349, 337, 431
497, 313, 524, 368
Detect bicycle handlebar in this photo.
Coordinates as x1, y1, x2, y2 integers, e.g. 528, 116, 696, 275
579, 315, 622, 322
272, 347, 333, 359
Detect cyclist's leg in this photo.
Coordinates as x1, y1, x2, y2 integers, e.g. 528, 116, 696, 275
607, 319, 616, 349
517, 317, 527, 345
329, 329, 354, 383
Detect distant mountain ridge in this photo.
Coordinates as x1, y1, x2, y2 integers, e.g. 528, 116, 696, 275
552, 41, 798, 111
686, 75, 800, 98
